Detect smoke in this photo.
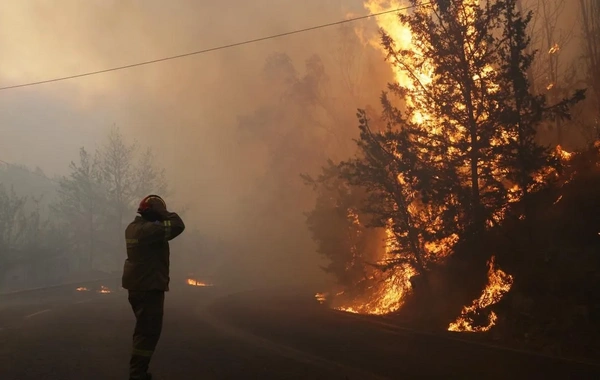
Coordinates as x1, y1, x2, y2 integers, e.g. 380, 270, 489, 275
0, 0, 392, 291
2, 0, 589, 292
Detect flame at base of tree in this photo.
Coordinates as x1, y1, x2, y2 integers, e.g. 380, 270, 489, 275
334, 264, 416, 315
448, 256, 514, 332
316, 260, 416, 315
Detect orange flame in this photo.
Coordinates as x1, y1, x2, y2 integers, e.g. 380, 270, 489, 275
98, 286, 111, 294
315, 292, 328, 304
556, 145, 573, 161
335, 264, 416, 315
187, 278, 213, 287
76, 287, 89, 292
448, 256, 513, 332
316, 0, 457, 316
316, 219, 417, 315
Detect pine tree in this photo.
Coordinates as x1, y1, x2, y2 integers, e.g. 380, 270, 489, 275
309, 0, 584, 283
373, 0, 581, 234
337, 109, 457, 273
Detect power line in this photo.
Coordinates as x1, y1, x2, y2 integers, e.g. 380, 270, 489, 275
0, 2, 430, 91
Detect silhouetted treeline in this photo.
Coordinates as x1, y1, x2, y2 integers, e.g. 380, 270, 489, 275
0, 128, 166, 291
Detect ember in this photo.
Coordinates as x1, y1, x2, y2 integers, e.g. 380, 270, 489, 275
76, 287, 89, 292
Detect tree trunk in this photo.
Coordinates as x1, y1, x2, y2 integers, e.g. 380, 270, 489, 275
455, 18, 483, 232
516, 0, 537, 94
463, 84, 482, 232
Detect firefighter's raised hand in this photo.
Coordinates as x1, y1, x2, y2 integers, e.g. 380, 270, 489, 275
147, 197, 170, 220
134, 195, 185, 242
147, 197, 167, 212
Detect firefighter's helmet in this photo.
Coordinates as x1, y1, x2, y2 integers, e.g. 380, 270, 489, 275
137, 195, 166, 214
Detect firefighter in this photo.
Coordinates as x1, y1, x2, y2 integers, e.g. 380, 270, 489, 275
122, 195, 185, 380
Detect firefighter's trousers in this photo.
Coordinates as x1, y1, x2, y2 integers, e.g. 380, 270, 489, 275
128, 290, 165, 380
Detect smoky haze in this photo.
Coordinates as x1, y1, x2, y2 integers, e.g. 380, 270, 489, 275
0, 0, 394, 292
0, 0, 590, 293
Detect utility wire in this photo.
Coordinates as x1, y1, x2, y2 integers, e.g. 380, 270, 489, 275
0, 2, 430, 91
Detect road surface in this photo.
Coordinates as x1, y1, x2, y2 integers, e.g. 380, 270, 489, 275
1, 283, 599, 379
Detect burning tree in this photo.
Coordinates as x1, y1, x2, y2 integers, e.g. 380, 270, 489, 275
308, 0, 583, 323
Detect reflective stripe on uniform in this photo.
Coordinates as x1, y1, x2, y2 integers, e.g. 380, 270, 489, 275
163, 220, 172, 240
126, 239, 139, 245
132, 348, 154, 357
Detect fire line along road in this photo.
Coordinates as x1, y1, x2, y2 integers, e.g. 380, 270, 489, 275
1, 284, 599, 379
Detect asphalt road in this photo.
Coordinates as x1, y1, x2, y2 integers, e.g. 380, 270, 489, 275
1, 283, 599, 380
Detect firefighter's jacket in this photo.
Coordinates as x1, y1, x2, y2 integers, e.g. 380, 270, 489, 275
122, 212, 185, 291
